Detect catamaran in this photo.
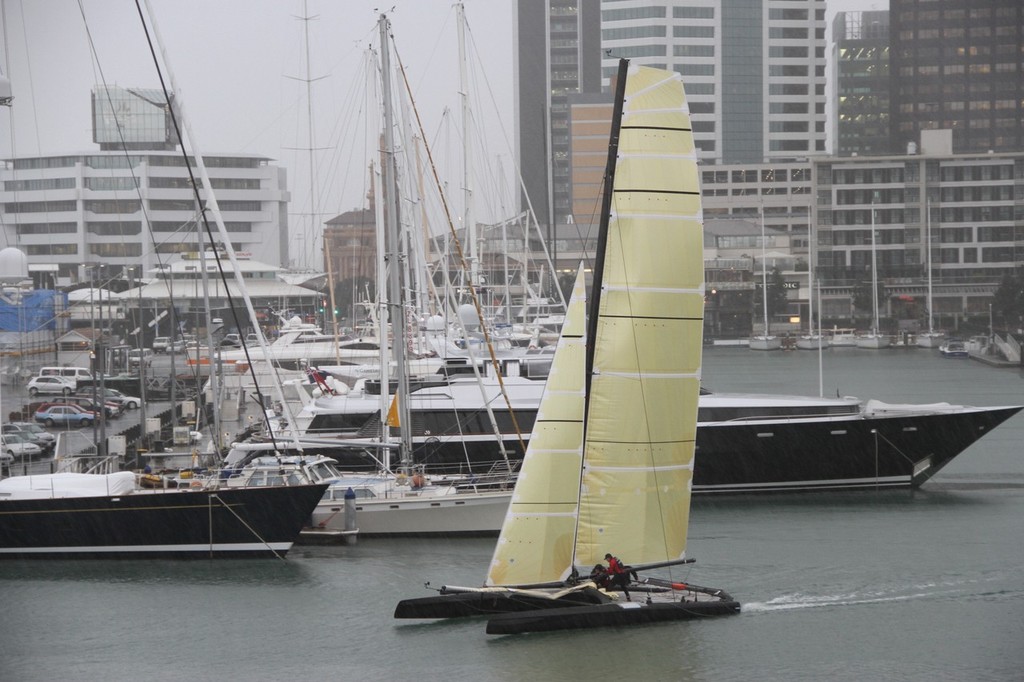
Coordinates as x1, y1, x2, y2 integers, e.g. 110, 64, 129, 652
394, 60, 739, 634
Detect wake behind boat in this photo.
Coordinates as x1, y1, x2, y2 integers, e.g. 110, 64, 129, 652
0, 472, 326, 559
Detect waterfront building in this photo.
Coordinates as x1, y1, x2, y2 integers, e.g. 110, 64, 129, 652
0, 85, 290, 284
814, 131, 1024, 332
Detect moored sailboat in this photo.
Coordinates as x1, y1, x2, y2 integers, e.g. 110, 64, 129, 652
917, 198, 945, 348
749, 208, 782, 351
857, 200, 891, 349
394, 60, 739, 633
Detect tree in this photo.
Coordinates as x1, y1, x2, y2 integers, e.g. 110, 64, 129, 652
992, 271, 1024, 330
852, 278, 886, 316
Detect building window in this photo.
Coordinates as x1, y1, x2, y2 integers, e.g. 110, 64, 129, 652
4, 178, 76, 191
89, 243, 143, 257
84, 176, 140, 191
4, 200, 78, 213
88, 221, 142, 236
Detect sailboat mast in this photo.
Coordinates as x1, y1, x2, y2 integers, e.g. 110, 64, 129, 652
925, 197, 934, 334
379, 14, 413, 463
585, 59, 629, 390
870, 200, 880, 334
807, 209, 813, 337
457, 3, 477, 290
760, 206, 769, 336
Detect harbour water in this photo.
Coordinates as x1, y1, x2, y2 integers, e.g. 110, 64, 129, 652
2, 348, 1022, 681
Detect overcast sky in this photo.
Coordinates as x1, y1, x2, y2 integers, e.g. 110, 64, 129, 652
1, 0, 882, 265
0, 0, 516, 267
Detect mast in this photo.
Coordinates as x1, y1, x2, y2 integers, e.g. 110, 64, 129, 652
760, 206, 770, 337
870, 199, 880, 335
457, 3, 477, 291
925, 197, 934, 335
807, 210, 813, 338
584, 59, 628, 392
379, 14, 413, 464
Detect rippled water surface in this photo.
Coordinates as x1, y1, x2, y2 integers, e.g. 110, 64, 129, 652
2, 348, 1022, 681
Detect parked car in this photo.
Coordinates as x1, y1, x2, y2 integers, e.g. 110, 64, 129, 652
1, 433, 43, 460
220, 333, 242, 348
167, 339, 186, 353
40, 396, 121, 419
34, 404, 99, 428
152, 336, 171, 353
88, 387, 141, 410
1, 422, 56, 452
128, 348, 155, 368
0, 450, 12, 468
27, 375, 75, 396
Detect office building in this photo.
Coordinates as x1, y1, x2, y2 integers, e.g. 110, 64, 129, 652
514, 0, 602, 232
889, 0, 1024, 154
598, 0, 827, 164
833, 10, 891, 157
0, 85, 290, 283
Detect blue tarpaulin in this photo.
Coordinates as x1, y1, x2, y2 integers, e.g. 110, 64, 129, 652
0, 290, 64, 331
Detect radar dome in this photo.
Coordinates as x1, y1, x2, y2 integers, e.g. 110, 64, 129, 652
457, 304, 480, 331
0, 247, 28, 284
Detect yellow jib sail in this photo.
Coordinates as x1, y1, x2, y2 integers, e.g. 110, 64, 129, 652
486, 266, 588, 586
574, 64, 703, 569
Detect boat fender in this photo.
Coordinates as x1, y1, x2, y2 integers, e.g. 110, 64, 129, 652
411, 473, 426, 490
396, 473, 408, 486
670, 582, 689, 591
190, 480, 203, 490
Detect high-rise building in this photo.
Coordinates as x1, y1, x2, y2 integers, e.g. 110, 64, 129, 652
598, 0, 827, 164
889, 0, 1024, 154
0, 86, 290, 282
514, 0, 602, 232
833, 11, 891, 157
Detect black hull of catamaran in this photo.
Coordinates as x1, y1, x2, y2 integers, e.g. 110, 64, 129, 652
394, 589, 606, 619
298, 405, 1021, 493
485, 596, 741, 635
0, 484, 328, 559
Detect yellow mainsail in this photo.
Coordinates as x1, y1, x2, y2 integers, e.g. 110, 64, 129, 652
486, 62, 702, 586
574, 64, 703, 568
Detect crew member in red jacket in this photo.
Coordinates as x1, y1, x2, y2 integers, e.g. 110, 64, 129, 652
604, 553, 632, 601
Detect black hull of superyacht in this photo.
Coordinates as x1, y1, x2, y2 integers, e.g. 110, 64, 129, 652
0, 484, 328, 559
269, 403, 1021, 494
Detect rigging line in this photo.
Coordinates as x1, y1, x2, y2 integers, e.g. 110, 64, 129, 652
392, 38, 527, 459
209, 492, 287, 561
133, 1, 285, 455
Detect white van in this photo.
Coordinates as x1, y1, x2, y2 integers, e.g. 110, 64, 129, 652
37, 367, 94, 385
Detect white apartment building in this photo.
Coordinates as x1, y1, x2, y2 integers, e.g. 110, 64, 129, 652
0, 86, 289, 284
0, 151, 289, 284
